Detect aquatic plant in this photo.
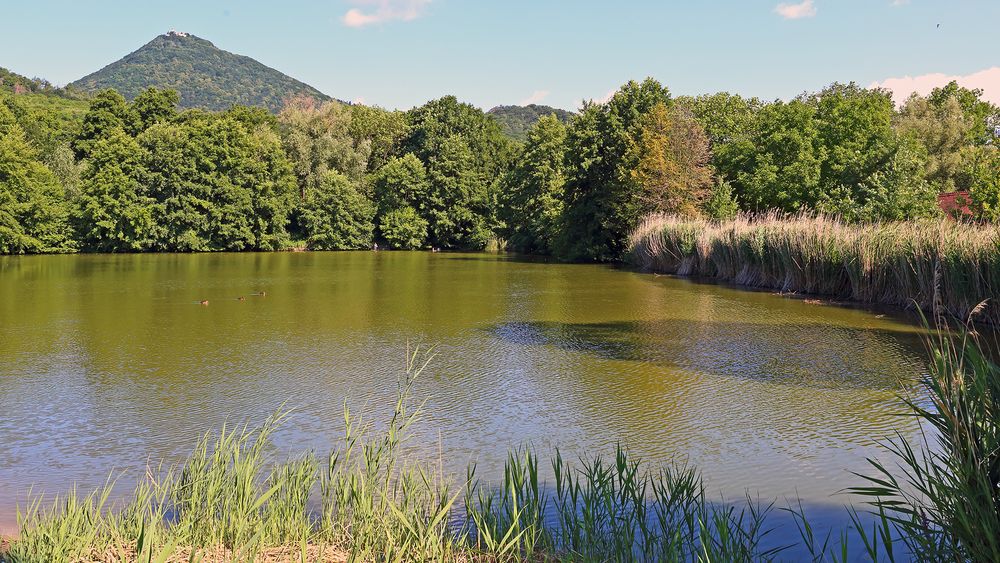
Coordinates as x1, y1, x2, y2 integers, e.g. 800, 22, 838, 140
849, 317, 1000, 562
485, 236, 508, 254
628, 213, 1000, 325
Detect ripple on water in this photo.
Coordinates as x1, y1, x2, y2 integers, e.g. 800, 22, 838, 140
0, 252, 930, 534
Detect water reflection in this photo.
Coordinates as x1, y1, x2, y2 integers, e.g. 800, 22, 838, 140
490, 319, 925, 390
0, 252, 930, 537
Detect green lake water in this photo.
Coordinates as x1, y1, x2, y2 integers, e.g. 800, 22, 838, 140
0, 251, 929, 535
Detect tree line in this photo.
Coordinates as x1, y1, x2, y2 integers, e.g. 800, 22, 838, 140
1, 78, 997, 259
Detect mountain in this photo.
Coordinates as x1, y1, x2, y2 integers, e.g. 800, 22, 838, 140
488, 104, 574, 141
69, 32, 332, 112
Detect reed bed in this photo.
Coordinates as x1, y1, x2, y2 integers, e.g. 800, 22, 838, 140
5, 331, 1000, 562
627, 214, 1000, 325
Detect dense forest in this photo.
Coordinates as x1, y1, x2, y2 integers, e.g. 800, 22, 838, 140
1, 76, 998, 258
70, 33, 333, 112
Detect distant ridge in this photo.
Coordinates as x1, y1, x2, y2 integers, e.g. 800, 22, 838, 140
488, 104, 574, 141
69, 32, 333, 112
0, 67, 59, 95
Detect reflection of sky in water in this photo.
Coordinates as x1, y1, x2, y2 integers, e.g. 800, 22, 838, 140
0, 252, 930, 545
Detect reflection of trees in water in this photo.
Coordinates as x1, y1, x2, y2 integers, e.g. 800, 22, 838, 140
490, 319, 927, 391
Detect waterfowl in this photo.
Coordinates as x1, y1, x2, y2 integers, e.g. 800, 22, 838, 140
254, 291, 267, 297
199, 300, 209, 306
237, 296, 246, 301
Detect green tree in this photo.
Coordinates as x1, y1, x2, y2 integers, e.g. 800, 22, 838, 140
716, 84, 934, 221
0, 105, 72, 253
373, 153, 431, 248
73, 89, 137, 158
224, 105, 279, 130
45, 143, 84, 200
241, 123, 298, 251
704, 180, 740, 220
678, 92, 762, 150
503, 114, 567, 254
808, 84, 899, 208
2, 92, 84, 159
927, 80, 1000, 145
404, 96, 512, 176
404, 96, 513, 249
141, 113, 296, 251
140, 118, 214, 251
556, 103, 605, 260
559, 78, 673, 261
374, 153, 429, 214
630, 103, 714, 217
74, 130, 156, 251
424, 135, 491, 248
727, 99, 824, 212
301, 172, 375, 250
131, 87, 179, 132
961, 145, 1000, 221
349, 104, 408, 171
896, 94, 969, 192
379, 206, 428, 250
279, 97, 371, 201
820, 136, 938, 221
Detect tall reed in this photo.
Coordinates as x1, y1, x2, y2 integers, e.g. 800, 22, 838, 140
849, 316, 1000, 562
5, 347, 457, 562
627, 213, 1000, 325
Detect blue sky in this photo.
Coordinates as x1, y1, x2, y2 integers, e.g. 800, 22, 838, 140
4, 0, 999, 110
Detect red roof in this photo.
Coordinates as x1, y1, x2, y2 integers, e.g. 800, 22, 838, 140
938, 191, 973, 218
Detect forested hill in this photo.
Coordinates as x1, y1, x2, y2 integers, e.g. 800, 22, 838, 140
69, 32, 333, 112
0, 67, 60, 94
488, 104, 574, 141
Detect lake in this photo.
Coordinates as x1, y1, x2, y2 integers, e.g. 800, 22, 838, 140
0, 251, 928, 537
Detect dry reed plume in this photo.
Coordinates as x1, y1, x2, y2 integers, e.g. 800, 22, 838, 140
628, 213, 1000, 325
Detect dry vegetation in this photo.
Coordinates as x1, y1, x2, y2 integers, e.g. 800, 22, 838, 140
628, 213, 1000, 324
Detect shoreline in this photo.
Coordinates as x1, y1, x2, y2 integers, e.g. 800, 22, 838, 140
628, 214, 1000, 326
644, 268, 938, 326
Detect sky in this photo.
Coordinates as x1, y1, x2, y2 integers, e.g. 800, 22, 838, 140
3, 0, 999, 111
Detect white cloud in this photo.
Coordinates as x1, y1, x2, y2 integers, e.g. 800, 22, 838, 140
596, 88, 617, 104
342, 0, 430, 28
870, 67, 1000, 105
774, 0, 816, 19
520, 90, 550, 105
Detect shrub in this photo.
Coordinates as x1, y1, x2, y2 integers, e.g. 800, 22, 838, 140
704, 180, 740, 220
